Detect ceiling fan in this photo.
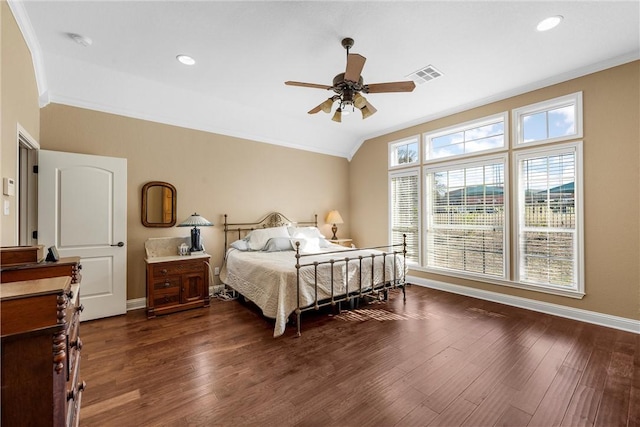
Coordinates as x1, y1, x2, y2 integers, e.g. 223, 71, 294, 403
285, 38, 416, 122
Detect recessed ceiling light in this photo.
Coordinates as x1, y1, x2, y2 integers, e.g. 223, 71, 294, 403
176, 54, 196, 66
68, 33, 92, 47
536, 15, 564, 32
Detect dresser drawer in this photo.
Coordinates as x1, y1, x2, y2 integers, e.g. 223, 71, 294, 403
66, 351, 84, 427
153, 287, 180, 308
152, 275, 180, 291
152, 260, 203, 277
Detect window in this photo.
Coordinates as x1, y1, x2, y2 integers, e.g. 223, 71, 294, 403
389, 136, 419, 168
389, 169, 420, 263
387, 94, 584, 298
513, 92, 582, 147
425, 156, 507, 278
514, 142, 583, 292
424, 113, 507, 161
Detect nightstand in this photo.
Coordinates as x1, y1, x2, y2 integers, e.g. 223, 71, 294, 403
329, 238, 353, 248
145, 237, 210, 318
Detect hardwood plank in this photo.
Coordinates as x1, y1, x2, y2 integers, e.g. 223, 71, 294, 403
494, 405, 532, 426
80, 389, 141, 420
528, 365, 582, 426
560, 384, 602, 427
421, 362, 485, 413
426, 396, 477, 426
395, 403, 439, 426
461, 386, 516, 427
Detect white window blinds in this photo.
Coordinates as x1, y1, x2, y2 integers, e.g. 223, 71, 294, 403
390, 170, 420, 263
426, 158, 506, 278
516, 144, 581, 289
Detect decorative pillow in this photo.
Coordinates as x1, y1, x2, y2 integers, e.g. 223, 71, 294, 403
290, 233, 321, 253
230, 239, 249, 251
246, 226, 290, 251
263, 237, 294, 252
288, 226, 325, 239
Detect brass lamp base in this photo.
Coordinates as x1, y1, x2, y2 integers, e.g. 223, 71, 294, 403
331, 224, 338, 240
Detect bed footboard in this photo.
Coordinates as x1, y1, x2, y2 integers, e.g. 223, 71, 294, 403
293, 234, 408, 337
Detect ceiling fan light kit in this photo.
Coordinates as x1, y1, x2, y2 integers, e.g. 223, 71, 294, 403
285, 37, 416, 122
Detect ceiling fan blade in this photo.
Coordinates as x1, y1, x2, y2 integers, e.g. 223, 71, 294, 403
285, 81, 332, 90
344, 54, 366, 82
365, 80, 416, 93
308, 103, 323, 114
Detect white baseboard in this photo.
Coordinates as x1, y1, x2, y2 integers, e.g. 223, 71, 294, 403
408, 275, 640, 334
126, 297, 146, 312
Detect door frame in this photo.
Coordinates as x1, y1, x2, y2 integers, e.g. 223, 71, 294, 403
16, 123, 39, 246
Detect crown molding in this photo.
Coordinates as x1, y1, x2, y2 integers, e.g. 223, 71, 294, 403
7, 0, 49, 107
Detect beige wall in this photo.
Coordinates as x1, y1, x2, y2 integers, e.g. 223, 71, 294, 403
1, 1, 41, 246
351, 61, 640, 321
39, 104, 350, 300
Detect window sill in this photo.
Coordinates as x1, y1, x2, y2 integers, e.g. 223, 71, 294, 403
408, 265, 585, 299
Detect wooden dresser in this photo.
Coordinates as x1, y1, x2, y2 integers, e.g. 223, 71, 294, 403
145, 237, 210, 318
1, 251, 84, 427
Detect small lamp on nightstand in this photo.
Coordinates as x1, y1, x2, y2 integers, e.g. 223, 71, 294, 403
326, 210, 344, 240
177, 213, 213, 253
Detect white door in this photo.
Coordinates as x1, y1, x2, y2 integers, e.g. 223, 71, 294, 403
38, 150, 127, 321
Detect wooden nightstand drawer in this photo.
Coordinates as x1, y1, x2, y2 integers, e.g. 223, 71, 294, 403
152, 275, 180, 291
153, 287, 180, 308
152, 260, 202, 277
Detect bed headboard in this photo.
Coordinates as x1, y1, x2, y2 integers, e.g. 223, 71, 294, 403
223, 212, 318, 252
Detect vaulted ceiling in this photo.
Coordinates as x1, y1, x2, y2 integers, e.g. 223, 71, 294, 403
11, 1, 639, 159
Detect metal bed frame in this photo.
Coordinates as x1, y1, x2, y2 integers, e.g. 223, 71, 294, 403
223, 212, 407, 336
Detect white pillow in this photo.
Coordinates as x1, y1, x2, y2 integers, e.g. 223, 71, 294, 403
288, 226, 325, 239
246, 226, 290, 251
290, 233, 321, 253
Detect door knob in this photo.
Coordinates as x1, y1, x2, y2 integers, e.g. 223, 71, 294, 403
111, 242, 124, 247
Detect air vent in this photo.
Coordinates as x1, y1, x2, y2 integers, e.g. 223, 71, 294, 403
407, 65, 443, 85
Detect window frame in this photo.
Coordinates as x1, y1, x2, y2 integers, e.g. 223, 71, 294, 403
512, 92, 583, 148
423, 153, 510, 281
512, 140, 584, 297
388, 135, 420, 170
388, 166, 422, 265
423, 112, 508, 163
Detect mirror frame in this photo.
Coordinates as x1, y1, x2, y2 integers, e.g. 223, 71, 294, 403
141, 181, 177, 227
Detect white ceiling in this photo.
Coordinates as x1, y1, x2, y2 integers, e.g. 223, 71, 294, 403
11, 1, 640, 159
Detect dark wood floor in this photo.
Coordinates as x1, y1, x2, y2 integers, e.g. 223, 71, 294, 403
79, 285, 639, 426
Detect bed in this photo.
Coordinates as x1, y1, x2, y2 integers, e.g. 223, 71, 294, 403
220, 212, 407, 337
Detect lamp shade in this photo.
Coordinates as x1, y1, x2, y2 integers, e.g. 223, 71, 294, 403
332, 108, 342, 123
177, 213, 213, 228
326, 210, 344, 225
177, 213, 212, 253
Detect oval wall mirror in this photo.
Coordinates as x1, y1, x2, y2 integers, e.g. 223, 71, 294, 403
142, 181, 177, 227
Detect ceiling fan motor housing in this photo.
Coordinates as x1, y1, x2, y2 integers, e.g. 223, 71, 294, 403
332, 73, 364, 93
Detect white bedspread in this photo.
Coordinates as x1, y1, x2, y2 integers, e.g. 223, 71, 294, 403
220, 245, 406, 337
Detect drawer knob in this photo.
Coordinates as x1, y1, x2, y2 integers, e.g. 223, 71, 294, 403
67, 290, 74, 300
67, 388, 76, 401
164, 281, 171, 287
76, 304, 85, 313
161, 269, 168, 275
71, 337, 83, 351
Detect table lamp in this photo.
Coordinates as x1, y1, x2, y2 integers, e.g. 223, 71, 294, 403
326, 210, 344, 240
177, 213, 213, 252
